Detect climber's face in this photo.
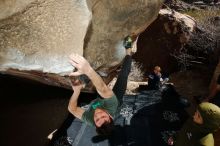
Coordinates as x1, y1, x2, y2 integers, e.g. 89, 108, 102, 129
94, 108, 112, 127
154, 66, 161, 76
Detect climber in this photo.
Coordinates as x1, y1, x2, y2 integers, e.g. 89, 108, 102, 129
68, 35, 133, 136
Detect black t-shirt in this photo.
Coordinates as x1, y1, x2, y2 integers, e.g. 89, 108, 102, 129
147, 73, 161, 90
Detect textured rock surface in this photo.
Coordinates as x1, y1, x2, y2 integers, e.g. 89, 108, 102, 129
84, 0, 163, 68
0, 0, 163, 90
0, 0, 90, 74
164, 0, 200, 12
0, 0, 36, 20
133, 9, 196, 74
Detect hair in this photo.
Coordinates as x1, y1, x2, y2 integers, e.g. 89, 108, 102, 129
96, 119, 115, 136
154, 66, 161, 72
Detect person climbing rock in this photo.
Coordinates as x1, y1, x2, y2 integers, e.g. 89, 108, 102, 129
68, 36, 133, 136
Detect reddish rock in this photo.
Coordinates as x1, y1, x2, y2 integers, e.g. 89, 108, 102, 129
133, 9, 196, 74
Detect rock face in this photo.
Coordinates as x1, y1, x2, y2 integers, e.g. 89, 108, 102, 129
84, 0, 163, 68
0, 0, 36, 20
133, 9, 196, 74
0, 0, 163, 91
164, 0, 200, 12
0, 0, 90, 74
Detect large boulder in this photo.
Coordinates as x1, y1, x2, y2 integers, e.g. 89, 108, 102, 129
0, 0, 163, 91
133, 9, 196, 74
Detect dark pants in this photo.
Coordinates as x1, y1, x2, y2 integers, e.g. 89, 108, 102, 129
113, 55, 132, 105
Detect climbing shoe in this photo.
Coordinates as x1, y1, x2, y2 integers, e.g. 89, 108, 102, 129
123, 35, 132, 49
